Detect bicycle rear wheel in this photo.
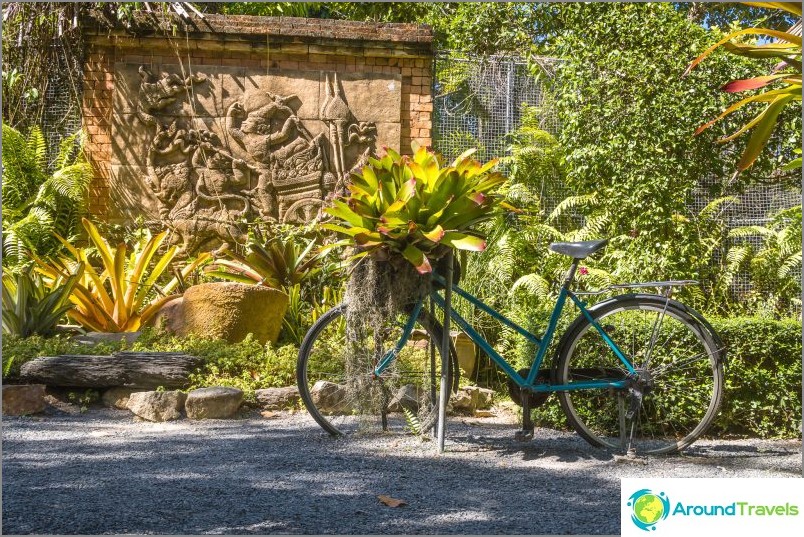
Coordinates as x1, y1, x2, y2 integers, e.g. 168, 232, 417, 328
296, 302, 455, 436
555, 294, 724, 455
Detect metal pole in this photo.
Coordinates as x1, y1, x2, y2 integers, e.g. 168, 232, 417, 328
437, 251, 453, 453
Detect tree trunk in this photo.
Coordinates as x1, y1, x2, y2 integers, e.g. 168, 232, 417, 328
19, 352, 202, 389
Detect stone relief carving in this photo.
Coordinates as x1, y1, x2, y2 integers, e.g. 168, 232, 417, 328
133, 68, 378, 255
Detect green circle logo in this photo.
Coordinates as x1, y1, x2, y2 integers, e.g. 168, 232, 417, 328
627, 489, 670, 531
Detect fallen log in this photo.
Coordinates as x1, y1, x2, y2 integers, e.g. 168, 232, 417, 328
19, 352, 202, 389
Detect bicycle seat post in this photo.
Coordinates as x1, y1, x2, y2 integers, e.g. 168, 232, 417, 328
562, 260, 580, 290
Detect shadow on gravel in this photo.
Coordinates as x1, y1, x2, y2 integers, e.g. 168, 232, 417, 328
2, 416, 621, 535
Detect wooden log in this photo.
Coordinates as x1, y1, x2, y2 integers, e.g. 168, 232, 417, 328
19, 352, 202, 389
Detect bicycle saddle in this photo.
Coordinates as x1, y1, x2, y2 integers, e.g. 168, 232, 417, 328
549, 239, 609, 259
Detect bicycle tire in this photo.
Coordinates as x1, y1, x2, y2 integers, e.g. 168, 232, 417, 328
555, 294, 724, 455
297, 302, 456, 436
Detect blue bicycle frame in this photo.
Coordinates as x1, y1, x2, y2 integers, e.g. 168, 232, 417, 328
372, 273, 636, 395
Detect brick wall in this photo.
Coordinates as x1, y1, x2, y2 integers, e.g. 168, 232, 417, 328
81, 13, 433, 221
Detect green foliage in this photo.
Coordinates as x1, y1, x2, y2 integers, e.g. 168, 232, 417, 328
711, 316, 802, 438
132, 330, 299, 403
206, 234, 323, 290
725, 205, 802, 315
324, 144, 508, 274
549, 2, 798, 282
2, 334, 123, 380
2, 268, 81, 337
2, 124, 91, 268
686, 2, 802, 174
36, 218, 210, 332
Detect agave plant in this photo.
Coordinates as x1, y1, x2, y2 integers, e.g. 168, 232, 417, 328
1, 267, 82, 337
324, 144, 509, 274
1, 123, 92, 267
36, 218, 210, 332
205, 235, 322, 290
685, 2, 802, 174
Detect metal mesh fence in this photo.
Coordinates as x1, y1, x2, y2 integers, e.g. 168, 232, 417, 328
40, 42, 84, 169
433, 51, 802, 304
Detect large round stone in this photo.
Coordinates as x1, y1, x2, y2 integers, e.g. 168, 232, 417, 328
127, 390, 186, 422
178, 282, 288, 344
185, 387, 243, 419
2, 385, 46, 416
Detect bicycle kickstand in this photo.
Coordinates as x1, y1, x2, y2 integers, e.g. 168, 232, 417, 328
514, 388, 535, 442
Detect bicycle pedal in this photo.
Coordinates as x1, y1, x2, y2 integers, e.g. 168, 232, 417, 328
514, 429, 534, 442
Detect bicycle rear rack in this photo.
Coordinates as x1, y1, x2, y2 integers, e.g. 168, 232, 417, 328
574, 279, 698, 296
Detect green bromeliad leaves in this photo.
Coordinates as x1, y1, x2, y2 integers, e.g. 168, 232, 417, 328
324, 144, 508, 273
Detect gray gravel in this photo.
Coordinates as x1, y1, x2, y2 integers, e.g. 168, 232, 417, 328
2, 408, 801, 535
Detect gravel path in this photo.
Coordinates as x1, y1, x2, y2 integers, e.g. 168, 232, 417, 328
2, 409, 801, 535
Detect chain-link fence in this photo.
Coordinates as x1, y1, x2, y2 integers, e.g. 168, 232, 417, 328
433, 51, 802, 303
40, 42, 84, 168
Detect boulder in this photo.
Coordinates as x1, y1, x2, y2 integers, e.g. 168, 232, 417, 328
150, 297, 184, 334
450, 386, 494, 413
2, 385, 46, 416
185, 387, 243, 419
255, 386, 300, 410
450, 389, 474, 412
465, 386, 494, 410
179, 282, 288, 344
310, 381, 351, 415
102, 387, 143, 410
127, 390, 186, 422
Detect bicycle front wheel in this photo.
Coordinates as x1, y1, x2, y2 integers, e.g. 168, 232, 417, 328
556, 294, 724, 455
296, 302, 455, 436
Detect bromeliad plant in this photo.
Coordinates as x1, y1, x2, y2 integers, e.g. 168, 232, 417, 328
206, 235, 322, 290
685, 2, 802, 175
36, 218, 210, 332
1, 268, 82, 337
324, 143, 509, 274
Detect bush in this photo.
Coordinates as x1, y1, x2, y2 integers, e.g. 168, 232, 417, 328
527, 315, 802, 439
3, 330, 300, 405
2, 335, 122, 379
131, 330, 299, 404
711, 316, 802, 438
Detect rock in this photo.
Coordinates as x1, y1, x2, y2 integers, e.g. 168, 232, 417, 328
387, 384, 420, 412
149, 297, 184, 334
310, 381, 351, 415
450, 389, 474, 412
20, 352, 200, 389
43, 394, 82, 415
180, 282, 289, 344
185, 387, 243, 419
127, 390, 186, 422
474, 409, 495, 418
102, 387, 142, 410
72, 331, 141, 346
467, 386, 494, 410
255, 386, 300, 410
2, 385, 46, 416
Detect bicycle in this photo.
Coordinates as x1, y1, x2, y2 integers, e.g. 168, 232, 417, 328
296, 239, 726, 455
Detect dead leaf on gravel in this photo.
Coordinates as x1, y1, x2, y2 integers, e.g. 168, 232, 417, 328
260, 411, 279, 419
378, 495, 407, 507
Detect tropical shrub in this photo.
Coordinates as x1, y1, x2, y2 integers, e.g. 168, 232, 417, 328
1, 269, 82, 337
726, 205, 802, 315
324, 144, 509, 274
1, 124, 91, 268
36, 218, 209, 332
686, 1, 802, 175
2, 334, 122, 379
206, 235, 322, 290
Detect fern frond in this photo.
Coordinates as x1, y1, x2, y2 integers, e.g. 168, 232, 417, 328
548, 193, 598, 222
510, 273, 552, 300
699, 196, 738, 220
